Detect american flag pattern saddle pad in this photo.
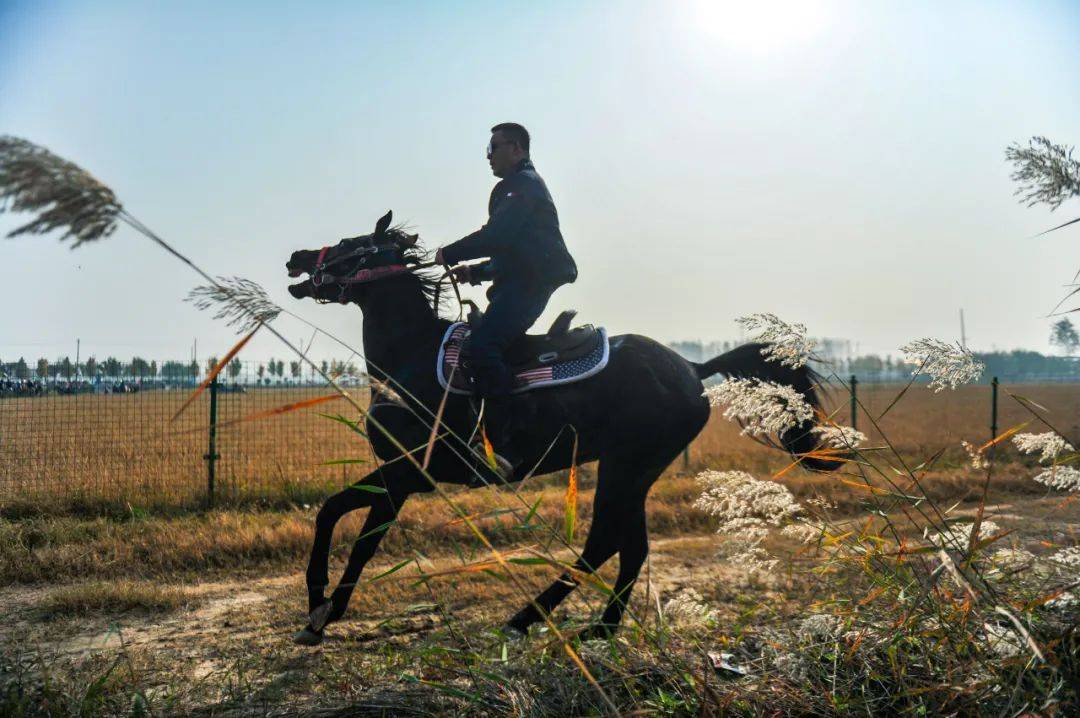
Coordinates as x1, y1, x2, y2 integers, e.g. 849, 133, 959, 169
437, 321, 610, 395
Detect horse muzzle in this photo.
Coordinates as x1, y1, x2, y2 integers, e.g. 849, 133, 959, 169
288, 280, 313, 299
286, 259, 307, 278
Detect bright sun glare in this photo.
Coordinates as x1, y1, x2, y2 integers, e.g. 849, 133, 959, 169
692, 0, 833, 55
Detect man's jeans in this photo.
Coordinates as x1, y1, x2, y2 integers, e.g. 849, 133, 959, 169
468, 281, 553, 400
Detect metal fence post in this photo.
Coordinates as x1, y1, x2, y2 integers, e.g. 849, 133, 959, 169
205, 375, 220, 507
850, 375, 858, 431
990, 376, 999, 442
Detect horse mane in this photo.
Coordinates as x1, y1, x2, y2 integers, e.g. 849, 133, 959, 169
387, 227, 451, 318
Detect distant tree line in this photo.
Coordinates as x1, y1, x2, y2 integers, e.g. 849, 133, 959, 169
667, 330, 1080, 383
0, 355, 364, 387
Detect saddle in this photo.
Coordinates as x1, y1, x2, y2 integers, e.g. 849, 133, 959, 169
437, 310, 610, 395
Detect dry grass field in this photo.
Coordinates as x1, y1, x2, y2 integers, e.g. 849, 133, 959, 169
2, 476, 1078, 715
0, 387, 374, 512
692, 381, 1080, 471
1, 381, 1076, 514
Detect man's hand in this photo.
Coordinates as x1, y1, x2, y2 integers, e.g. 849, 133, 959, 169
450, 265, 472, 284
434, 247, 445, 265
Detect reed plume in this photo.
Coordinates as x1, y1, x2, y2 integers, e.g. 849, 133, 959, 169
0, 135, 121, 247
1006, 136, 1080, 211
187, 276, 282, 333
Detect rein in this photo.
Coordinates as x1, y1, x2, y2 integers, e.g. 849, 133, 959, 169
432, 265, 467, 322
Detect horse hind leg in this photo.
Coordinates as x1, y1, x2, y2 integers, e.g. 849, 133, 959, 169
576, 448, 681, 639
578, 500, 648, 640
505, 502, 621, 635
504, 453, 654, 636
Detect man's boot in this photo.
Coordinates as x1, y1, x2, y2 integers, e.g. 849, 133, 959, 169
470, 394, 520, 484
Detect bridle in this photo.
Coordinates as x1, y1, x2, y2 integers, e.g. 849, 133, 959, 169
309, 240, 414, 304
304, 237, 473, 314
311, 242, 408, 286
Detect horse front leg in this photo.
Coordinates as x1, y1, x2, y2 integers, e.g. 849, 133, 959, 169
296, 467, 415, 645
304, 470, 393, 611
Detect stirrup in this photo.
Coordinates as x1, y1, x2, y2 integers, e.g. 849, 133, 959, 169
468, 440, 515, 485
463, 399, 516, 484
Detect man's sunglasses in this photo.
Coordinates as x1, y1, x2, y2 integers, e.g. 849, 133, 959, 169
486, 139, 516, 159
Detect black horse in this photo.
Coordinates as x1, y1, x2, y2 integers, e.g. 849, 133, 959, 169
286, 211, 837, 645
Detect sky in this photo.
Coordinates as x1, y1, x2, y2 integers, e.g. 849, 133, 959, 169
2, 0, 1079, 368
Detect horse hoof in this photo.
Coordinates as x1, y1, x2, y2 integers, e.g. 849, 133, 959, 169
505, 605, 538, 634
502, 622, 528, 640
293, 626, 324, 646
309, 601, 334, 632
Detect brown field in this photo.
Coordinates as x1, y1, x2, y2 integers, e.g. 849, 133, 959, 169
1, 381, 1076, 513
0, 386, 375, 511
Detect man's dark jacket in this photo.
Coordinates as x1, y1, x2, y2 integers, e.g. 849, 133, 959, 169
441, 159, 577, 291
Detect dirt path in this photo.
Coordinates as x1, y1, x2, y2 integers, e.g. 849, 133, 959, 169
8, 497, 1078, 660
3, 534, 732, 660
1, 532, 761, 713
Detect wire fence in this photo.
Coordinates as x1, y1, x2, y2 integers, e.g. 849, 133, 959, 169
0, 361, 373, 512
824, 374, 1080, 453
2, 358, 1079, 514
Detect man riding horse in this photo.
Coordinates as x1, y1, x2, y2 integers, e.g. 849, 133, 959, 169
434, 122, 577, 477
284, 130, 841, 646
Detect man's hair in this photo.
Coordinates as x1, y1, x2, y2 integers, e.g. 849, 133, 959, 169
491, 122, 530, 155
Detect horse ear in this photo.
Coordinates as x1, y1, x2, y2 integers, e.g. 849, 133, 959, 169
396, 232, 418, 248
374, 210, 393, 237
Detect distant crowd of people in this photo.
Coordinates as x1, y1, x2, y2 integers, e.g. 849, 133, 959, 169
0, 378, 48, 397
0, 377, 146, 398
0, 376, 256, 398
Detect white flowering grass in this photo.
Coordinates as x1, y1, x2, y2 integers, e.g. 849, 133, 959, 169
1013, 432, 1074, 463
735, 313, 816, 369
662, 588, 718, 628
929, 521, 1002, 550
899, 338, 984, 392
187, 276, 282, 333
1011, 431, 1080, 493
1033, 466, 1080, 492
811, 424, 866, 449
797, 614, 842, 642
0, 136, 122, 246
695, 470, 803, 531
704, 378, 813, 438
695, 470, 803, 573
961, 440, 989, 470
368, 377, 406, 406
781, 523, 824, 544
1048, 546, 1080, 569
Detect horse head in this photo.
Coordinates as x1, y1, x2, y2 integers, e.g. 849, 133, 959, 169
286, 211, 419, 303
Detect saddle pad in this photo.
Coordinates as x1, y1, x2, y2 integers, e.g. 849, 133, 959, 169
437, 322, 610, 396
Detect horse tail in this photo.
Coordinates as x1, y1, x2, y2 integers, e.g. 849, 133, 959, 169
694, 343, 842, 472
